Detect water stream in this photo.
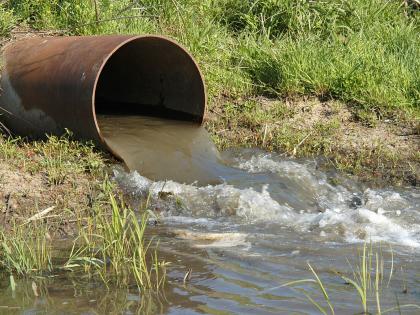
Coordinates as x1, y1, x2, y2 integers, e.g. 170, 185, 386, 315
1, 115, 419, 314
97, 115, 235, 185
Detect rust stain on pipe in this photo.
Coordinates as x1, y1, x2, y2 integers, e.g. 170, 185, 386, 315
0, 35, 206, 157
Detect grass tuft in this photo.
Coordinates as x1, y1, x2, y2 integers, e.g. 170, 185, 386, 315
0, 222, 52, 275
0, 4, 16, 37
67, 192, 167, 291
71, 192, 168, 290
0, 176, 166, 291
279, 242, 420, 314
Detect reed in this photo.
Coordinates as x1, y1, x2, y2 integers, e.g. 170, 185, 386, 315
279, 242, 420, 314
0, 179, 166, 291
64, 190, 167, 291
0, 223, 52, 275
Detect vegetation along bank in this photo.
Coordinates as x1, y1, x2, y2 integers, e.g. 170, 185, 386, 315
0, 0, 419, 290
1, 0, 419, 185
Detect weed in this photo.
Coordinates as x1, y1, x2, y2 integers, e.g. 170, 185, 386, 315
0, 222, 52, 275
0, 136, 24, 162
277, 242, 420, 314
0, 4, 16, 37
19, 132, 105, 185
65, 189, 167, 291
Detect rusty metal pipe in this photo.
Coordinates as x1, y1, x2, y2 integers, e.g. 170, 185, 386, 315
0, 35, 206, 156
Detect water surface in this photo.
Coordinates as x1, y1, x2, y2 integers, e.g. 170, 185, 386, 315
2, 116, 419, 314
97, 115, 234, 185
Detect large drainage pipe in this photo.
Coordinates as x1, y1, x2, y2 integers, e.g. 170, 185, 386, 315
0, 35, 206, 158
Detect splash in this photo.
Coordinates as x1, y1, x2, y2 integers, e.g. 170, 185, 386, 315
114, 151, 420, 249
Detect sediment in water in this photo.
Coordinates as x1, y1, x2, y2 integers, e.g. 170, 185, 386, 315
97, 115, 234, 185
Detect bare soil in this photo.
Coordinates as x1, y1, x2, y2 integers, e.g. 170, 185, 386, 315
205, 96, 419, 186
0, 158, 107, 237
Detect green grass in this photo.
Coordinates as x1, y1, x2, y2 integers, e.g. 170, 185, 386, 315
0, 223, 52, 275
0, 131, 106, 185
275, 242, 420, 315
0, 178, 166, 291
0, 5, 16, 37
67, 192, 167, 290
1, 0, 418, 116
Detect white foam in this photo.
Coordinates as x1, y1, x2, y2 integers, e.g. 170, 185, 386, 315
114, 168, 296, 222
113, 153, 420, 249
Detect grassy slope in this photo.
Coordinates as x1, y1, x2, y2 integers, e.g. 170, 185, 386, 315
0, 0, 419, 184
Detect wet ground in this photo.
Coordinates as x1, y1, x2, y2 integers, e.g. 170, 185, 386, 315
0, 116, 419, 314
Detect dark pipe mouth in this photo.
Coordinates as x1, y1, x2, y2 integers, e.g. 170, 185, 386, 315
92, 35, 206, 153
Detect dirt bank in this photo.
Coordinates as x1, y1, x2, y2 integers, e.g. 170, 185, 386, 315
206, 96, 419, 186
0, 134, 113, 236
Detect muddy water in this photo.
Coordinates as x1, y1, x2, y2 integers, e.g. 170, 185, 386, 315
2, 116, 419, 314
97, 115, 237, 185
111, 148, 420, 314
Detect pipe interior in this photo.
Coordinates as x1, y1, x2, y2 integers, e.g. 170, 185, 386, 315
94, 37, 205, 122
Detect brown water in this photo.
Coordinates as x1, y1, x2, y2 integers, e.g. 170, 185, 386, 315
97, 115, 235, 185
1, 116, 419, 314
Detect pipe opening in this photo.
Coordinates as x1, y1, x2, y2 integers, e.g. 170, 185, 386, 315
92, 36, 216, 184
94, 36, 206, 123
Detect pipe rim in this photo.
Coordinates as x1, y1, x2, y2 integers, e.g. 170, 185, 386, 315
91, 34, 207, 159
